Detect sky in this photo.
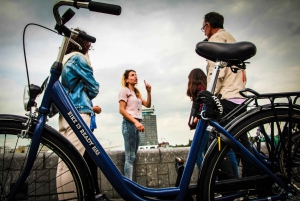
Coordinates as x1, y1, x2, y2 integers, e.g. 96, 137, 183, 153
0, 0, 300, 148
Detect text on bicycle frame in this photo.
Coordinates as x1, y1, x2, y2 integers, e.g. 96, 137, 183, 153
67, 111, 100, 156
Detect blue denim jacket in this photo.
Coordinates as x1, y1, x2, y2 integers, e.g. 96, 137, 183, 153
61, 54, 99, 114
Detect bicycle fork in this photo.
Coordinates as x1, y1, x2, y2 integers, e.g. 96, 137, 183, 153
7, 115, 46, 201
7, 34, 70, 200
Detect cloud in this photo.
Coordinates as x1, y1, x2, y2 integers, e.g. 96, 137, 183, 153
0, 76, 25, 115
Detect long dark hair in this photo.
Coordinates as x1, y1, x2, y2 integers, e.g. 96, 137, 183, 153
65, 28, 91, 55
186, 68, 207, 101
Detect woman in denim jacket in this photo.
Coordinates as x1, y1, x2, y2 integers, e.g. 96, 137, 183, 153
56, 28, 109, 201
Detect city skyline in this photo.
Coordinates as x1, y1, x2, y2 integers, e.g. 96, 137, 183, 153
140, 107, 159, 146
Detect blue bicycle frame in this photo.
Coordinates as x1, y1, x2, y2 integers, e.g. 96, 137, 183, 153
22, 62, 202, 201
14, 66, 292, 201
9, 1, 295, 199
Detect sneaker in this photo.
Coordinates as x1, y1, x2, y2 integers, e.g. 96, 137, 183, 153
96, 194, 112, 201
214, 193, 222, 198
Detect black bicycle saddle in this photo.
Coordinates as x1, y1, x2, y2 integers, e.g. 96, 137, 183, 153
195, 41, 256, 65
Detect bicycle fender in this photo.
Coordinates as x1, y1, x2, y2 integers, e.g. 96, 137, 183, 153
225, 103, 300, 130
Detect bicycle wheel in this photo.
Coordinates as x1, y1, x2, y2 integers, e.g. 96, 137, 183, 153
279, 131, 300, 183
0, 114, 95, 201
250, 126, 273, 158
249, 124, 283, 175
197, 108, 300, 201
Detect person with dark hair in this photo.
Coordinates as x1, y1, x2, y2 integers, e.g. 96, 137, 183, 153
187, 69, 238, 173
187, 68, 207, 103
187, 68, 207, 130
56, 28, 110, 201
118, 70, 151, 180
186, 68, 209, 169
202, 11, 242, 96
201, 12, 257, 178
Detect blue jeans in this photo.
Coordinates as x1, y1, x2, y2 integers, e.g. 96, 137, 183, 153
197, 130, 239, 178
196, 130, 210, 169
122, 118, 140, 180
227, 150, 239, 178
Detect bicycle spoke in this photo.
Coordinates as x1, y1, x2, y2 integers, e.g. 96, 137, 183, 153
0, 116, 94, 200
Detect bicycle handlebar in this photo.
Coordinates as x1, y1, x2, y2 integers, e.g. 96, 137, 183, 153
53, 0, 121, 43
88, 1, 121, 15
61, 8, 75, 24
78, 31, 96, 43
53, 0, 121, 26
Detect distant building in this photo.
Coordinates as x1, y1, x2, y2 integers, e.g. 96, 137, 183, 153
140, 106, 158, 146
0, 146, 11, 154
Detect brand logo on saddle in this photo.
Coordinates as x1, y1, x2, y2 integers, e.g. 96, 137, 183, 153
67, 111, 100, 156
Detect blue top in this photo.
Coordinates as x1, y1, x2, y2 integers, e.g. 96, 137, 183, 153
61, 54, 99, 114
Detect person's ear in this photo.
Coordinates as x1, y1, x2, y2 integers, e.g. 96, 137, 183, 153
207, 23, 211, 29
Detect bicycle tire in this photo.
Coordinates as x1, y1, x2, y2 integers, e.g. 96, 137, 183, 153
197, 108, 300, 200
0, 114, 95, 201
279, 131, 300, 183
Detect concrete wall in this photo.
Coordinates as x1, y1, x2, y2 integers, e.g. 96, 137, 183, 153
7, 148, 198, 200
100, 147, 199, 199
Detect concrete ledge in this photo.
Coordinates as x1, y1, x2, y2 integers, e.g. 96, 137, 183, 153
99, 147, 198, 199
5, 148, 197, 200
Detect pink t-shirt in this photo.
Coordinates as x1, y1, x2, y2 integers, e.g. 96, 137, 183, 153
118, 87, 143, 119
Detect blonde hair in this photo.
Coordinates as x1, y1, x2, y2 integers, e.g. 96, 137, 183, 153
121, 70, 141, 99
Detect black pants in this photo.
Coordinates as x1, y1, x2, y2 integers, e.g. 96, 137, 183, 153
219, 99, 259, 178
83, 151, 101, 194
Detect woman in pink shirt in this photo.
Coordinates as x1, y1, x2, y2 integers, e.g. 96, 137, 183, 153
118, 69, 151, 180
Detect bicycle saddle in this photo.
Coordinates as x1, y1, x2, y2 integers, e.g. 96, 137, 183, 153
195, 41, 256, 65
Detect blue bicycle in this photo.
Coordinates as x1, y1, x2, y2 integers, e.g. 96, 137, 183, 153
0, 0, 299, 200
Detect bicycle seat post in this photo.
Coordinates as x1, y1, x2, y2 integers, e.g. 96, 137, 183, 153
207, 60, 221, 94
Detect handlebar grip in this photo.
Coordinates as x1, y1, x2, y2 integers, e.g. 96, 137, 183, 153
78, 31, 96, 43
61, 8, 75, 24
88, 1, 121, 15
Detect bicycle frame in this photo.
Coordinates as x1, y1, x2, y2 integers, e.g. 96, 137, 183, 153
9, 2, 297, 200
11, 37, 205, 200
11, 49, 295, 201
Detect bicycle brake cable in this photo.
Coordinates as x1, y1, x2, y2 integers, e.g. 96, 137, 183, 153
22, 23, 58, 100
